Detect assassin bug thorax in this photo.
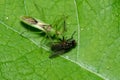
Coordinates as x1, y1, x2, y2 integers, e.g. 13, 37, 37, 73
49, 31, 77, 58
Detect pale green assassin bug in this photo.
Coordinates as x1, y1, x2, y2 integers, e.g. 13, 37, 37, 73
20, 16, 64, 38
20, 16, 77, 58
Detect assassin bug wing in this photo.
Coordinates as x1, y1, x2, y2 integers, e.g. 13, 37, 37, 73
20, 16, 49, 32
20, 16, 57, 37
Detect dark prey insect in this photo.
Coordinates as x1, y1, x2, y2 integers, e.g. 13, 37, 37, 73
49, 32, 77, 58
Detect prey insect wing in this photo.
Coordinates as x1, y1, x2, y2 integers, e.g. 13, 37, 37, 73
49, 50, 66, 58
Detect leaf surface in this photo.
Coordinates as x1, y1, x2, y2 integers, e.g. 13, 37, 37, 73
0, 0, 119, 80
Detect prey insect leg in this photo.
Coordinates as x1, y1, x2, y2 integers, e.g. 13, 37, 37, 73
67, 31, 76, 41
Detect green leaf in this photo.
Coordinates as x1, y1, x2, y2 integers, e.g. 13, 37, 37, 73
0, 0, 119, 80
